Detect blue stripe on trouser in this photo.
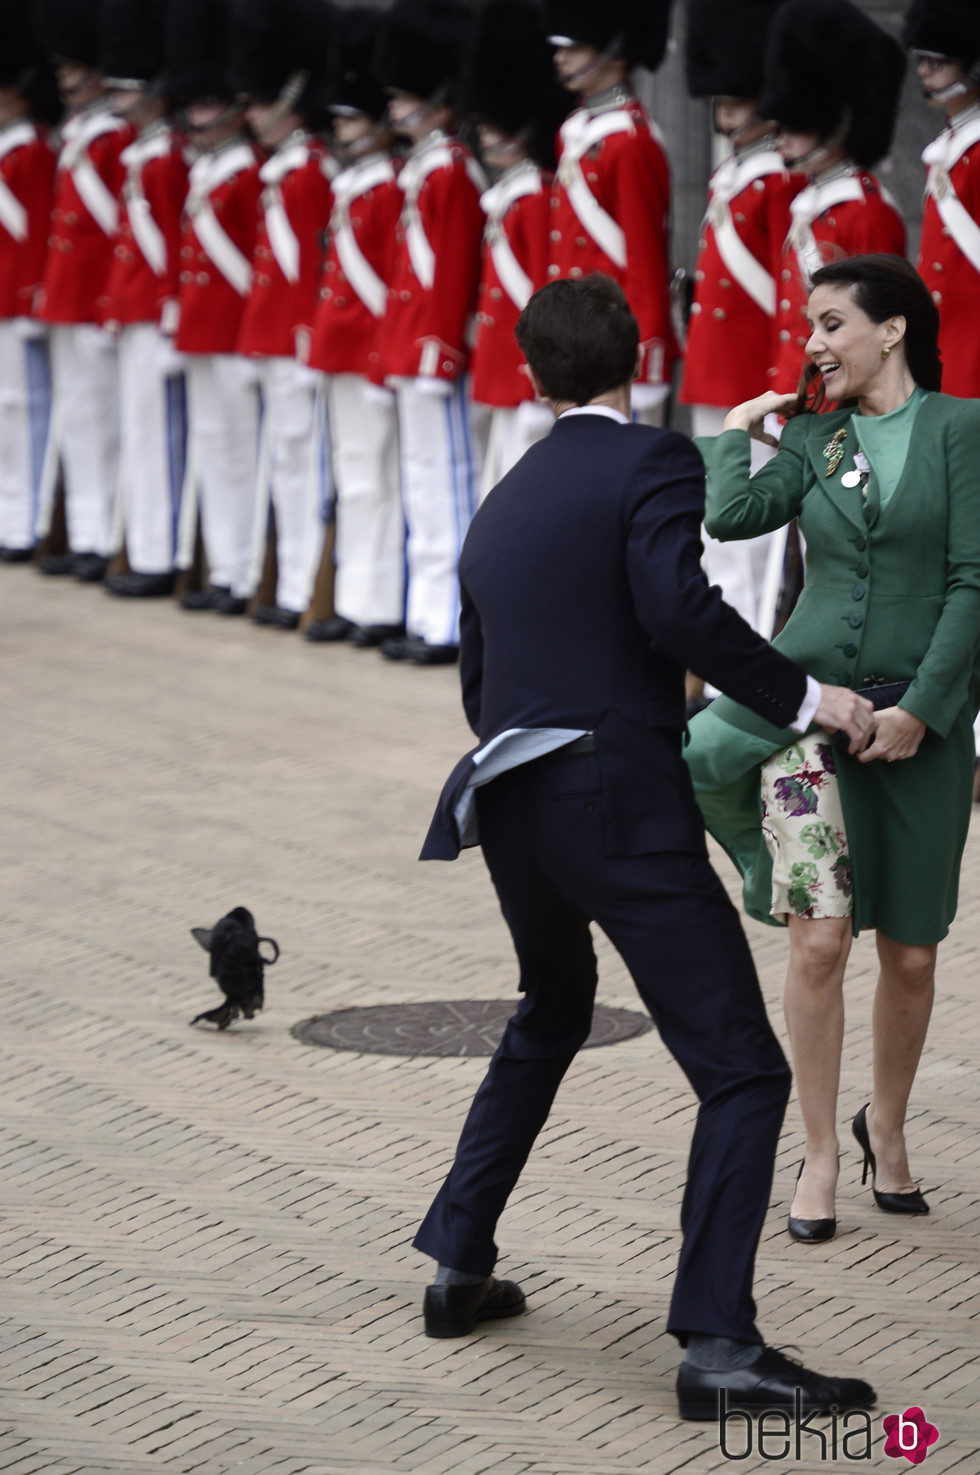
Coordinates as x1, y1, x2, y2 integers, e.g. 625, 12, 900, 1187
24, 338, 52, 529
442, 380, 475, 647
166, 373, 188, 555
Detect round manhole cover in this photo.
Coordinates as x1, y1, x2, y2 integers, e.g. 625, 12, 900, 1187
291, 1000, 652, 1057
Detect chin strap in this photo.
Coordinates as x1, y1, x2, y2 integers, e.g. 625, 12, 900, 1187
783, 109, 852, 173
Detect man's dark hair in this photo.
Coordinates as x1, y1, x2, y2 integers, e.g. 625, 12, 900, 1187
515, 275, 640, 404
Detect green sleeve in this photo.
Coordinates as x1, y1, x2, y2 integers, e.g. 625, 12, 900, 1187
901, 403, 980, 738
694, 419, 809, 542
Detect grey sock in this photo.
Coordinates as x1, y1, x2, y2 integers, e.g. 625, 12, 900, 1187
434, 1264, 486, 1287
684, 1334, 764, 1371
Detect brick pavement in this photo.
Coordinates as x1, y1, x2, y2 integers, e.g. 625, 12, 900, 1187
0, 565, 977, 1475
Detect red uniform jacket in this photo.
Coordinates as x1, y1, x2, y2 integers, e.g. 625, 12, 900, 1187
103, 125, 189, 329
917, 108, 980, 399
470, 162, 550, 408
771, 165, 906, 391
307, 151, 401, 378
175, 140, 261, 355
0, 121, 56, 319
549, 98, 678, 387
374, 132, 486, 383
37, 106, 132, 325
237, 135, 335, 359
680, 146, 801, 408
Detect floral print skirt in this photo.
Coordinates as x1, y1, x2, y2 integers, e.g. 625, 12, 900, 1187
760, 730, 853, 922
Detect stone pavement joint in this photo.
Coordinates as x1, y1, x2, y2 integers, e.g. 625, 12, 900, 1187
0, 566, 978, 1473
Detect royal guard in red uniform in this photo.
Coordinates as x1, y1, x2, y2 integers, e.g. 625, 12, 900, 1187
32, 0, 132, 581
372, 0, 487, 666
305, 6, 405, 648
905, 0, 980, 399
166, 0, 262, 615
461, 0, 568, 499
545, 0, 678, 427
680, 0, 800, 641
100, 0, 189, 598
230, 0, 336, 630
760, 0, 907, 393
0, 2, 57, 560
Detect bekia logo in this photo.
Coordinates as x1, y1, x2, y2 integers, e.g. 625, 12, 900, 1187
882, 1407, 940, 1464
716, 1395, 940, 1464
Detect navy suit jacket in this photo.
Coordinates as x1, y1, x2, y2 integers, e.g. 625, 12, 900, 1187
421, 412, 808, 860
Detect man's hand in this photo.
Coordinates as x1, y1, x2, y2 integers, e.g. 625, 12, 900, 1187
723, 391, 798, 445
814, 684, 875, 754
858, 707, 926, 764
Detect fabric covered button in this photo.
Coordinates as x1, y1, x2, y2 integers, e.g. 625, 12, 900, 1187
848, 613, 863, 629
854, 536, 867, 551
852, 585, 866, 601
842, 642, 858, 658
856, 562, 868, 578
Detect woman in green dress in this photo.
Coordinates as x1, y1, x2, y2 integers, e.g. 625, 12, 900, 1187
685, 255, 980, 1242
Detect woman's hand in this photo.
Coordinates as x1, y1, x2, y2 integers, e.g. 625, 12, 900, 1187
723, 391, 798, 445
858, 707, 927, 764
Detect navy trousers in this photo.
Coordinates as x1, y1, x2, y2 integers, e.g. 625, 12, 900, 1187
413, 744, 792, 1344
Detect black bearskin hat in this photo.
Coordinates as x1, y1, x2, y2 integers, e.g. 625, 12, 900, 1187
904, 0, 980, 69
327, 6, 387, 119
543, 0, 673, 70
686, 0, 788, 99
374, 0, 472, 102
460, 0, 570, 168
2, 0, 60, 120
33, 0, 102, 66
164, 0, 234, 105
229, 0, 333, 120
99, 0, 167, 84
759, 0, 906, 167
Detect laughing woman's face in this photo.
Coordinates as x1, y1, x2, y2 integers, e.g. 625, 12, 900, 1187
805, 284, 903, 401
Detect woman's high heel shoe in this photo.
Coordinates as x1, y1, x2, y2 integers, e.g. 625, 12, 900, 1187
852, 1104, 930, 1215
788, 1160, 837, 1242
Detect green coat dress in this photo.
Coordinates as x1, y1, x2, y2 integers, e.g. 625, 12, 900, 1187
684, 391, 980, 946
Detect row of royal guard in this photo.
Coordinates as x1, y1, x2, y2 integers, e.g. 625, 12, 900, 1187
0, 0, 977, 668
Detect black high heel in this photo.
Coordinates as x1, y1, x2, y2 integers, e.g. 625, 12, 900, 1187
852, 1104, 930, 1215
788, 1160, 837, 1242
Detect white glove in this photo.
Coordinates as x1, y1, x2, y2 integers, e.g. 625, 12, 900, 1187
413, 375, 453, 399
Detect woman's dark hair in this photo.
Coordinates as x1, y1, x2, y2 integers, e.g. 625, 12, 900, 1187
515, 275, 640, 404
795, 254, 942, 414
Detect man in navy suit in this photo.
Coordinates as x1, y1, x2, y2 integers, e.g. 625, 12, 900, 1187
414, 275, 876, 1420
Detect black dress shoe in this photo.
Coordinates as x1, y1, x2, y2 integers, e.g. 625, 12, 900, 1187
38, 551, 75, 575
677, 1347, 876, 1422
0, 546, 33, 563
213, 589, 248, 615
852, 1104, 930, 1215
72, 552, 109, 582
787, 1160, 837, 1242
105, 570, 176, 597
408, 640, 459, 666
304, 615, 355, 642
380, 633, 425, 661
350, 622, 405, 649
180, 585, 229, 611
423, 1277, 526, 1338
251, 603, 300, 629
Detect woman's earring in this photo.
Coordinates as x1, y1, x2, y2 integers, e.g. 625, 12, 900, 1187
881, 345, 891, 359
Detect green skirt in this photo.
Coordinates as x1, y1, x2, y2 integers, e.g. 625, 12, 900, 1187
683, 694, 975, 947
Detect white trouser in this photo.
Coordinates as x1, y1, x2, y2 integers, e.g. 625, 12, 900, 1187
184, 353, 260, 596
328, 373, 404, 627
0, 321, 50, 550
117, 324, 186, 573
250, 357, 324, 612
392, 376, 479, 646
44, 323, 120, 555
691, 404, 780, 642
477, 399, 554, 504
632, 383, 670, 430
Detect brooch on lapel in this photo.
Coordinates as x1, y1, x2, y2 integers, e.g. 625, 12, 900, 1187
822, 427, 847, 477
